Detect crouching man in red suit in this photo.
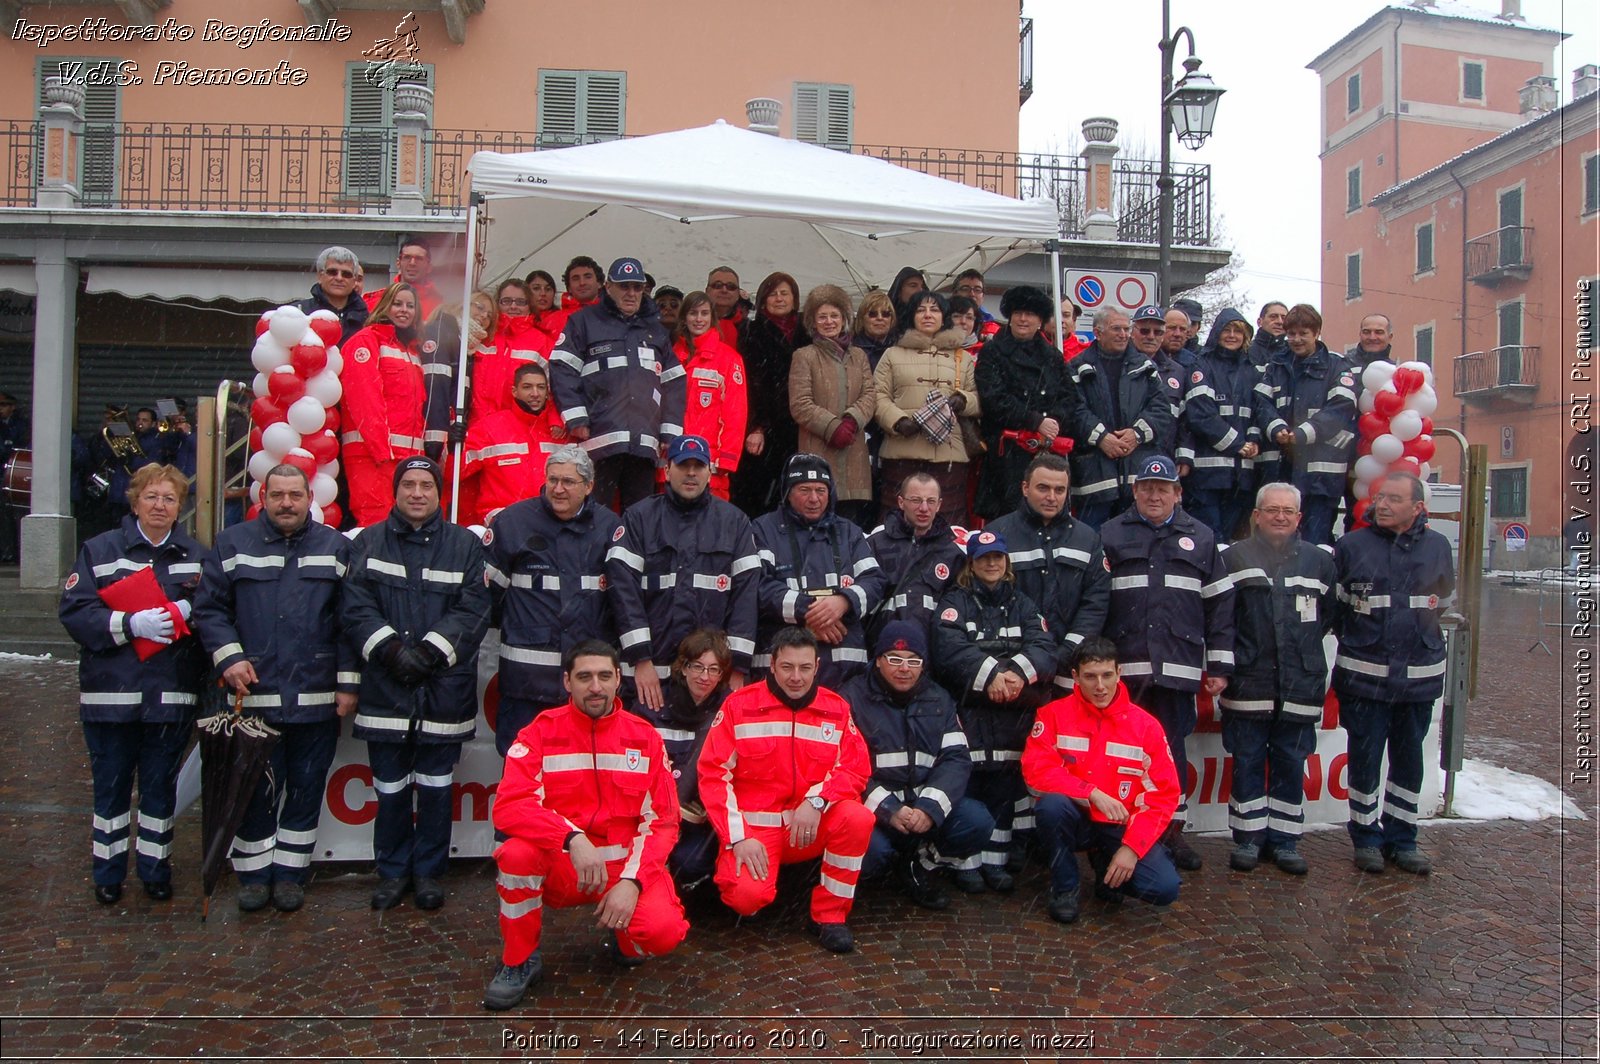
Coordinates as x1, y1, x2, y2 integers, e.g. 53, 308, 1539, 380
483, 640, 688, 1011
697, 626, 874, 953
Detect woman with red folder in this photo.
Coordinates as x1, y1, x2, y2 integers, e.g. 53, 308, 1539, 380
59, 464, 206, 905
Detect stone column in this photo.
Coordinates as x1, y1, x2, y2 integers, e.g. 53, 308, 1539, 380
390, 83, 434, 215
22, 240, 79, 589
36, 76, 85, 210
1079, 117, 1120, 242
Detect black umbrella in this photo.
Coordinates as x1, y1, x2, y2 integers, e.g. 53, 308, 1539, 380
195, 688, 280, 921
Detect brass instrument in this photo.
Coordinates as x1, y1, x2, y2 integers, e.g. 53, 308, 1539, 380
86, 421, 145, 499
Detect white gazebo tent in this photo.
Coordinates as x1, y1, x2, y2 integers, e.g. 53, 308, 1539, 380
455, 121, 1064, 510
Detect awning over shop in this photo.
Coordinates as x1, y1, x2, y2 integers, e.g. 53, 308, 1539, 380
0, 263, 38, 296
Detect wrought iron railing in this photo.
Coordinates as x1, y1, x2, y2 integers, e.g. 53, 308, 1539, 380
0, 122, 1215, 245
1455, 345, 1541, 396
1466, 225, 1533, 281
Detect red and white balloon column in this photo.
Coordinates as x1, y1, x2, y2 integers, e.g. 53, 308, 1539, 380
246, 306, 346, 527
1352, 360, 1438, 528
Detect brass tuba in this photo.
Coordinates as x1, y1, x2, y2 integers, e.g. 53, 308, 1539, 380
86, 421, 146, 499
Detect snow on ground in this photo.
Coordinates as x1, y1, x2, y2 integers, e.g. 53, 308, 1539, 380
1445, 758, 1587, 822
0, 651, 70, 665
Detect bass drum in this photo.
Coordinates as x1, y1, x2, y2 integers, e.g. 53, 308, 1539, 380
3, 448, 30, 509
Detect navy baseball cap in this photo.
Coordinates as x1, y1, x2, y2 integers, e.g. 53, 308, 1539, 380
666, 435, 712, 465
1135, 455, 1181, 482
1131, 305, 1165, 324
607, 257, 646, 283
967, 529, 1009, 558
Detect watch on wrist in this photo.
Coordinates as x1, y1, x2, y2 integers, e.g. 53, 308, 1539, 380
807, 795, 826, 811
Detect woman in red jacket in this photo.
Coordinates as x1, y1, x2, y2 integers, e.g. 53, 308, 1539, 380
524, 269, 568, 347
339, 283, 427, 525
670, 291, 748, 500
472, 280, 556, 424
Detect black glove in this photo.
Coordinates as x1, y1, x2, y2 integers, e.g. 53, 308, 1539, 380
447, 420, 467, 447
415, 641, 447, 673
423, 442, 444, 462
392, 645, 433, 687
947, 391, 967, 414
374, 638, 404, 671
894, 417, 919, 438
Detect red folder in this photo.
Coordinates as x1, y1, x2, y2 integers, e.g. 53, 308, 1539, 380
97, 565, 191, 661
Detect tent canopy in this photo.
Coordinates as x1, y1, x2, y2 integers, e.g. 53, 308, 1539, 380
468, 121, 1060, 296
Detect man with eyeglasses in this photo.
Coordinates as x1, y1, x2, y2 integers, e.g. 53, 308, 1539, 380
364, 236, 442, 319
864, 472, 965, 646
705, 266, 750, 350
297, 246, 368, 345
607, 435, 760, 708
951, 270, 1000, 343
1332, 471, 1454, 876
1064, 307, 1174, 529
1217, 482, 1337, 876
841, 622, 990, 912
983, 453, 1110, 695
484, 445, 631, 755
550, 256, 686, 513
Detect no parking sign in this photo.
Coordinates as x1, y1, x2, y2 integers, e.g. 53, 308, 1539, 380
1064, 269, 1157, 330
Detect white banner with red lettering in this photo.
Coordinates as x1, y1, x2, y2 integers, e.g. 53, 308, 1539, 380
309, 634, 1443, 860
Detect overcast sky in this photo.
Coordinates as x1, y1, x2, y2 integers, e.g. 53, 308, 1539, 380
1019, 0, 1598, 317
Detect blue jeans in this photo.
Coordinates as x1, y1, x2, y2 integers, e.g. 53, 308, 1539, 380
1340, 697, 1431, 851
861, 796, 994, 879
1185, 487, 1252, 543
1221, 711, 1316, 847
1034, 792, 1180, 904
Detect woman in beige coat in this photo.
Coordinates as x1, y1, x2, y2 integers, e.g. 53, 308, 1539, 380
873, 290, 979, 523
789, 284, 877, 527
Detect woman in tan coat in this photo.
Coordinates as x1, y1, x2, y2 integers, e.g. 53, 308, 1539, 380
873, 290, 979, 523
789, 285, 877, 527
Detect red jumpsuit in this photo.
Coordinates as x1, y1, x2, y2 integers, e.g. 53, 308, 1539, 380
471, 318, 557, 424
461, 400, 566, 523
696, 680, 873, 926
338, 323, 426, 525
492, 700, 688, 966
670, 332, 748, 500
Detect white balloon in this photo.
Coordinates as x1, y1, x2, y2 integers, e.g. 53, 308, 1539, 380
305, 371, 343, 407
1390, 409, 1424, 442
267, 306, 309, 346
1407, 385, 1438, 417
251, 334, 290, 375
1354, 455, 1387, 483
310, 503, 326, 524
1371, 433, 1404, 464
312, 472, 338, 508
324, 346, 343, 375
247, 450, 276, 483
248, 480, 262, 505
1358, 388, 1376, 414
287, 395, 326, 435
1418, 462, 1433, 482
296, 327, 326, 351
468, 524, 489, 544
251, 372, 269, 398
1353, 478, 1372, 502
319, 458, 340, 480
261, 422, 301, 458
1361, 360, 1397, 393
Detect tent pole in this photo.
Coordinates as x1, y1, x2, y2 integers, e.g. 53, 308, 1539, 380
1047, 240, 1064, 346
449, 193, 481, 524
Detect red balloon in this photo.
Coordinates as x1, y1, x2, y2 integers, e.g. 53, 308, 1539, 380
282, 448, 318, 479
1388, 456, 1422, 476
320, 502, 344, 528
1404, 435, 1436, 463
290, 343, 328, 378
1419, 416, 1434, 436
267, 368, 306, 405
1357, 438, 1372, 457
321, 406, 341, 434
307, 315, 342, 348
1351, 499, 1370, 528
1358, 411, 1387, 440
250, 396, 285, 429
248, 426, 265, 452
245, 503, 262, 522
1373, 389, 1404, 419
1392, 367, 1423, 396
254, 315, 271, 338
304, 430, 339, 466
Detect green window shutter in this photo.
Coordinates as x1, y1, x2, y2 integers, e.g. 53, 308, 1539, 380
538, 70, 625, 145
1416, 223, 1434, 273
36, 57, 120, 201
584, 72, 626, 140
794, 83, 853, 148
344, 62, 433, 198
538, 70, 580, 144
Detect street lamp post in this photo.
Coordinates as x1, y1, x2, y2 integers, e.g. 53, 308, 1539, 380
1157, 0, 1225, 305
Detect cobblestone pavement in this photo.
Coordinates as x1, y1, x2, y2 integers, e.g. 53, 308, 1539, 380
0, 583, 1594, 1062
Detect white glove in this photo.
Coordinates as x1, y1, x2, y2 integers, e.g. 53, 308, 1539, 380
173, 599, 192, 622
129, 607, 175, 643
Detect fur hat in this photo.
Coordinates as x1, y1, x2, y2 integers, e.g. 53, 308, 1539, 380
999, 285, 1054, 322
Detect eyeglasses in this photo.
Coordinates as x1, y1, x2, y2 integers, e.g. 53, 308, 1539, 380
884, 655, 924, 669
322, 268, 356, 279
901, 496, 939, 508
955, 285, 984, 295
708, 281, 739, 291
139, 492, 180, 506
399, 252, 429, 263
866, 309, 894, 318
1257, 507, 1299, 517
684, 662, 724, 677
499, 297, 529, 307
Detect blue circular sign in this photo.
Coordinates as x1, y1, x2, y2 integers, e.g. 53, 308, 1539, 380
1075, 276, 1105, 308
